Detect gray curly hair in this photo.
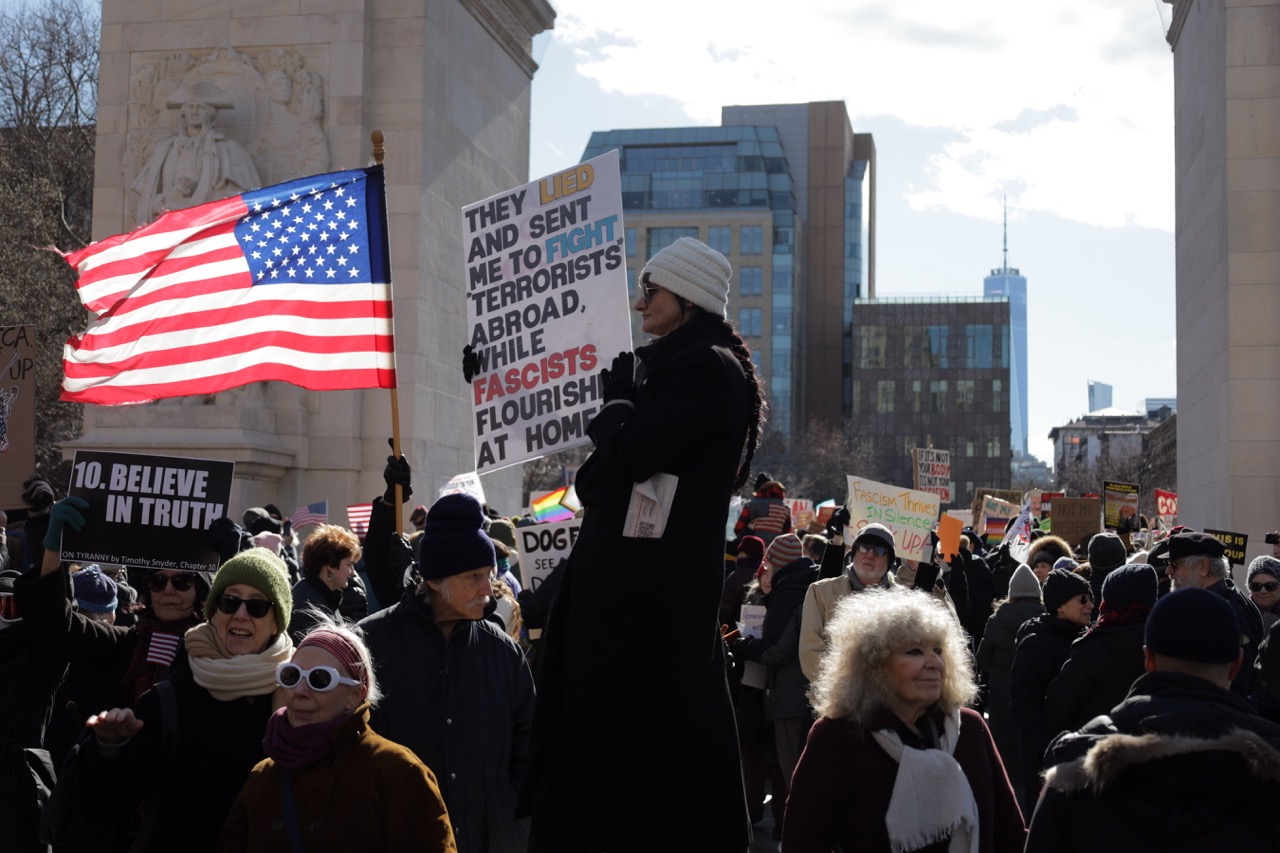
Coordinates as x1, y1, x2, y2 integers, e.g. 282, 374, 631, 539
808, 586, 977, 726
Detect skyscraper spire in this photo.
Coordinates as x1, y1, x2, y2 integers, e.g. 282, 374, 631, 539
1002, 196, 1009, 273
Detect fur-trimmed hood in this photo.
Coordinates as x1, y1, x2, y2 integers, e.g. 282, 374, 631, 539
1047, 728, 1280, 794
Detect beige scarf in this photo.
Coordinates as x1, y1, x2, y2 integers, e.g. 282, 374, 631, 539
184, 622, 293, 703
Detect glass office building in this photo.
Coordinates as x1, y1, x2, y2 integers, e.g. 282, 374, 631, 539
583, 124, 800, 434
983, 225, 1028, 457
581, 102, 875, 437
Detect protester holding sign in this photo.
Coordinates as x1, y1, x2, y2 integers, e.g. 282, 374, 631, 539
16, 496, 214, 764
80, 549, 294, 853
521, 237, 765, 852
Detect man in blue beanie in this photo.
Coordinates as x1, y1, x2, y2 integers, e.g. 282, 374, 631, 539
359, 492, 534, 853
1026, 588, 1280, 851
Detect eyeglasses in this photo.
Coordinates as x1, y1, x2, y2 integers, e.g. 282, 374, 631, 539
0, 593, 20, 622
275, 662, 361, 692
1077, 594, 1094, 605
855, 543, 890, 558
1251, 581, 1280, 593
216, 594, 273, 619
638, 274, 662, 304
146, 573, 196, 593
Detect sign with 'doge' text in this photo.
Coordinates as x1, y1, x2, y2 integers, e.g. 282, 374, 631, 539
517, 518, 582, 592
464, 149, 633, 473
60, 450, 233, 572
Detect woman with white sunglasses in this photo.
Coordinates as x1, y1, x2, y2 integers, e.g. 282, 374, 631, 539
220, 616, 456, 852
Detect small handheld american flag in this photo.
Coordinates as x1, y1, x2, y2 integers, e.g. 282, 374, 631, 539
289, 500, 329, 529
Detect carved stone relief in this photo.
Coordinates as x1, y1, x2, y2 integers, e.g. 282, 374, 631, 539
126, 46, 330, 228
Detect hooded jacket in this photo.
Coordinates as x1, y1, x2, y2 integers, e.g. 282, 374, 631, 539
1028, 671, 1280, 852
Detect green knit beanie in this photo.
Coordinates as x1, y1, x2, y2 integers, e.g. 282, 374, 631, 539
205, 547, 293, 634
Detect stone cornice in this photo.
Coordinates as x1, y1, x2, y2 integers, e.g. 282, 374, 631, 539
458, 0, 557, 78
1166, 0, 1192, 51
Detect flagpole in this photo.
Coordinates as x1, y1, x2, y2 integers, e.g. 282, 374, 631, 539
372, 129, 405, 539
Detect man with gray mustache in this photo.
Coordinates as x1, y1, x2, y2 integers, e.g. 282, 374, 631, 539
360, 492, 534, 853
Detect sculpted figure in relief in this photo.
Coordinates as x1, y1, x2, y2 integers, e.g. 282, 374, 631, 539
130, 79, 261, 227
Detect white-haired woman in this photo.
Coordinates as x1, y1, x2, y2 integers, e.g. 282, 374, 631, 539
784, 587, 1026, 852
219, 616, 456, 852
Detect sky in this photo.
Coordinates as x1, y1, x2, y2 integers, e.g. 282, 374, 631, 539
527, 0, 1178, 466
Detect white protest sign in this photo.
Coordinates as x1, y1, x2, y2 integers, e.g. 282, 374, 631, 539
516, 518, 582, 591
463, 149, 633, 472
845, 475, 941, 562
439, 471, 485, 505
738, 604, 767, 639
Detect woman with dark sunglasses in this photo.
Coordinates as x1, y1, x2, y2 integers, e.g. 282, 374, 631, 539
220, 617, 456, 852
1247, 556, 1280, 632
14, 497, 212, 764
82, 548, 294, 853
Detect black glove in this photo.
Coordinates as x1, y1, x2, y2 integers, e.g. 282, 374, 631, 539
462, 344, 480, 384
826, 505, 851, 538
23, 477, 55, 513
387, 534, 415, 576
43, 495, 89, 551
383, 453, 412, 503
599, 351, 636, 404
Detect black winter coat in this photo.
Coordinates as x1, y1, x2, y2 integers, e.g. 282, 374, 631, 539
83, 666, 275, 853
976, 598, 1044, 733
733, 557, 818, 721
1044, 622, 1147, 734
521, 313, 752, 853
1028, 672, 1280, 852
360, 590, 534, 853
1010, 614, 1083, 794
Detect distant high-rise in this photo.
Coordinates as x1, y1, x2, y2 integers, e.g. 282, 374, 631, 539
983, 206, 1028, 456
1088, 380, 1114, 412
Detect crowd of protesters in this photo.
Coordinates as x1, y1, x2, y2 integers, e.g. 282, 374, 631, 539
5, 238, 1280, 852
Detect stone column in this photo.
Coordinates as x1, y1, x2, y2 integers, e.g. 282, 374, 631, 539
77, 0, 555, 524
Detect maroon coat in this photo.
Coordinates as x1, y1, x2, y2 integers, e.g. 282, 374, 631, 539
784, 707, 1026, 853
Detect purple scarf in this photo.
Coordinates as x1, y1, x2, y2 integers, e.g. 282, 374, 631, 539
262, 706, 350, 770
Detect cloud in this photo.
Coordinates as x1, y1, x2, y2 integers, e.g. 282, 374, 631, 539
546, 0, 1174, 232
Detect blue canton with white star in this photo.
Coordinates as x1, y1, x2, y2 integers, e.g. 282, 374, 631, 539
232, 167, 391, 286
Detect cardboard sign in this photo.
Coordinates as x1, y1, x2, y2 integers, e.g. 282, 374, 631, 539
846, 475, 940, 561
0, 325, 37, 510
1204, 528, 1249, 566
970, 488, 1022, 525
60, 450, 233, 572
980, 495, 1019, 545
912, 447, 952, 503
516, 518, 581, 591
1104, 481, 1140, 532
464, 150, 633, 472
1050, 497, 1103, 551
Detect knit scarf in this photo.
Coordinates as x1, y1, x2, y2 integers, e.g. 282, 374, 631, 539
262, 705, 352, 770
120, 615, 200, 707
184, 622, 293, 702
870, 709, 980, 853
1087, 601, 1151, 635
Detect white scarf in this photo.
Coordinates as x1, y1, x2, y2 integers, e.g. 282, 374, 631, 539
870, 708, 980, 853
184, 622, 293, 702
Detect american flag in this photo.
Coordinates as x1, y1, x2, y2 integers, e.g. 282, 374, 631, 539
346, 503, 373, 536
59, 167, 396, 404
289, 500, 329, 529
